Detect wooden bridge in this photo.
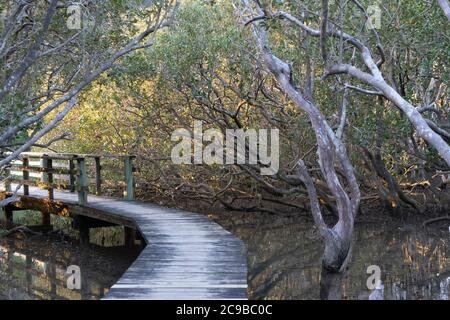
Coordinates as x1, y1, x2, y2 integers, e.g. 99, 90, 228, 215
0, 152, 248, 300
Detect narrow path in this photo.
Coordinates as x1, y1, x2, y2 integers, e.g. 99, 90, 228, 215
10, 186, 248, 300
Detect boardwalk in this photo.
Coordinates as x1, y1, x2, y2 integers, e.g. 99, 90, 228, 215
5, 185, 248, 300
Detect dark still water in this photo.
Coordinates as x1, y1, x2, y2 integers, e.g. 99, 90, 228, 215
212, 212, 450, 300
0, 211, 141, 300
1, 209, 449, 300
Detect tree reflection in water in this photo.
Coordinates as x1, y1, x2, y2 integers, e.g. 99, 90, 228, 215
320, 268, 344, 300
214, 213, 450, 300
0, 224, 141, 300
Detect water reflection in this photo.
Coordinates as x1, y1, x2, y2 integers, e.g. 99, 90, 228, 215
0, 216, 141, 300
0, 208, 143, 300
368, 283, 384, 300
214, 213, 450, 300
320, 269, 344, 300
0, 241, 107, 299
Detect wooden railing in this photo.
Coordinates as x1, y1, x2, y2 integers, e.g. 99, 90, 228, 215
2, 152, 136, 205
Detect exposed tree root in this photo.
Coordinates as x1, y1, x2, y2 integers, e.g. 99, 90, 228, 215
0, 226, 42, 238
422, 216, 450, 227
363, 147, 422, 213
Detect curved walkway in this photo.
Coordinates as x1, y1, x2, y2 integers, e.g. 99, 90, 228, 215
9, 186, 248, 300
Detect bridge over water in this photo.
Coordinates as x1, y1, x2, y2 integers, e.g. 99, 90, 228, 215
0, 152, 248, 300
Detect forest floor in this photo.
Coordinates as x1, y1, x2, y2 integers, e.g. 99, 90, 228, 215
144, 191, 450, 230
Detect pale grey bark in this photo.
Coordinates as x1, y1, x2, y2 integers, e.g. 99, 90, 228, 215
0, 98, 78, 168
336, 88, 348, 140
0, 183, 22, 207
0, 0, 179, 167
241, 0, 360, 272
0, 0, 59, 101
325, 64, 450, 166
268, 9, 450, 168
437, 0, 450, 22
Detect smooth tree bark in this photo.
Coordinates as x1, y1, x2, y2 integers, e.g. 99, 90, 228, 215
0, 0, 179, 166
241, 0, 361, 272
240, 0, 448, 275
438, 0, 450, 21
0, 98, 78, 168
264, 8, 450, 168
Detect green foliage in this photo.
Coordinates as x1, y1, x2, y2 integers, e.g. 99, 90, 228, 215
44, 0, 449, 199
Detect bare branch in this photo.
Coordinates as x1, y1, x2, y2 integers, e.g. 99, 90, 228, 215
0, 183, 22, 207
336, 87, 348, 140
0, 97, 78, 167
437, 0, 450, 22
296, 159, 330, 237
320, 0, 329, 65
345, 84, 383, 96
0, 0, 59, 100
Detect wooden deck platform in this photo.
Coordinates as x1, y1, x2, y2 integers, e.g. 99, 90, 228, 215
3, 185, 248, 300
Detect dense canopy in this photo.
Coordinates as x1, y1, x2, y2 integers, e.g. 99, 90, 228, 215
0, 0, 449, 299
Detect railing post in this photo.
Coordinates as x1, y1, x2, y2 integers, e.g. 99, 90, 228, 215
69, 157, 76, 193
41, 156, 48, 195
41, 156, 54, 200
22, 157, 29, 196
48, 158, 54, 200
94, 156, 102, 195
123, 156, 135, 201
77, 157, 88, 205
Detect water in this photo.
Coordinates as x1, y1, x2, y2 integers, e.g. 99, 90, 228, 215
1, 209, 449, 300
212, 212, 450, 300
0, 211, 141, 300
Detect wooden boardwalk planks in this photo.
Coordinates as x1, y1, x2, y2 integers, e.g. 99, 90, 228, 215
8, 185, 248, 300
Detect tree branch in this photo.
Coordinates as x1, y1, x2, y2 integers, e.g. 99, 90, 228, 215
0, 97, 78, 168
437, 0, 450, 22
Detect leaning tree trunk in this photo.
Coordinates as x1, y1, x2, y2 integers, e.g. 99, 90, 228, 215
320, 267, 345, 300
242, 2, 360, 273
277, 64, 358, 272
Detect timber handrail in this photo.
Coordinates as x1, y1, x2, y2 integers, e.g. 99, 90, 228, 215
1, 152, 136, 205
